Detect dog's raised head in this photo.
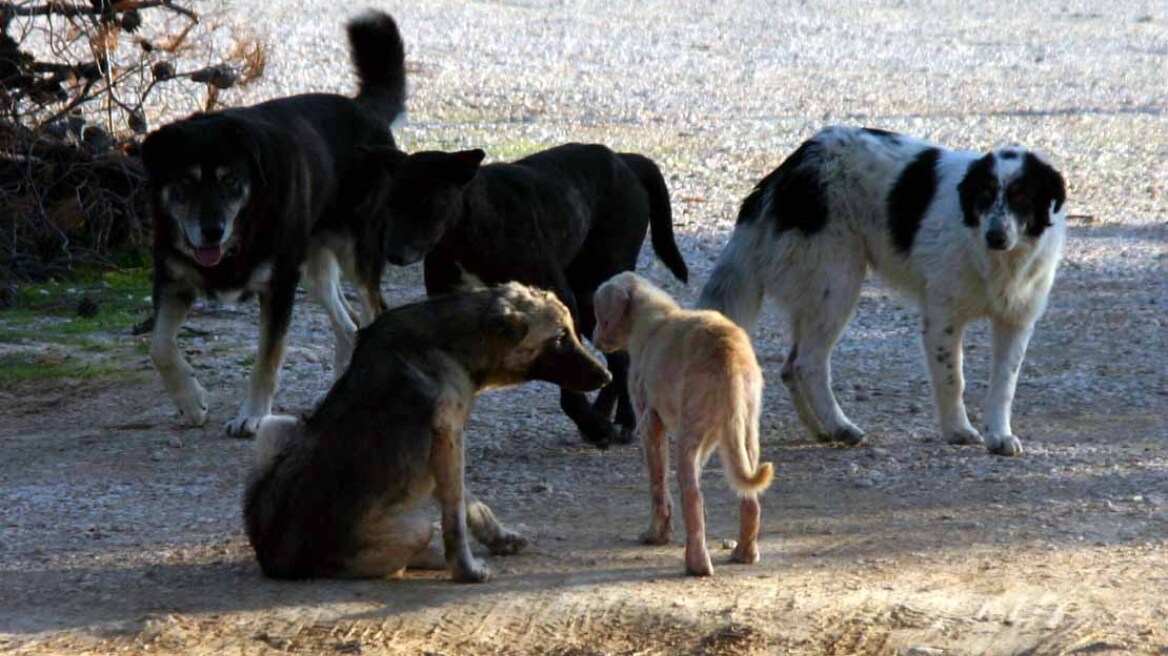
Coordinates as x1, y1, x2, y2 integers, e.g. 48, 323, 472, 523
485, 282, 611, 392
142, 113, 263, 268
363, 148, 486, 266
957, 149, 1066, 253
592, 272, 675, 353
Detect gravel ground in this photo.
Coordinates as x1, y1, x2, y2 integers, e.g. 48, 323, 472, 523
1, 1, 1166, 654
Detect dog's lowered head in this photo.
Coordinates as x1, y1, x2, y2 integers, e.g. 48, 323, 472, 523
592, 272, 676, 354
484, 282, 612, 392
142, 114, 262, 268
957, 150, 1066, 254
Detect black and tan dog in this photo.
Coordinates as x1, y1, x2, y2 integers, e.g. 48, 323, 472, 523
143, 11, 406, 436
362, 143, 689, 448
244, 283, 612, 582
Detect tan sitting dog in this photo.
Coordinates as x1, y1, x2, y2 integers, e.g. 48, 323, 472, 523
593, 272, 773, 576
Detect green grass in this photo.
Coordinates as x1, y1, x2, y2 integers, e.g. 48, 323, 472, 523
0, 267, 152, 382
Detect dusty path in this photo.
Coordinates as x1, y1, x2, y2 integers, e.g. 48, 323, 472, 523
2, 1, 1167, 654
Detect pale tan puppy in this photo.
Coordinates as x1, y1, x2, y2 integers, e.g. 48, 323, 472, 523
593, 272, 774, 576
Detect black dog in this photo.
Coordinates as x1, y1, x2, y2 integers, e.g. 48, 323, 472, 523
142, 11, 406, 436
364, 143, 689, 448
244, 283, 612, 582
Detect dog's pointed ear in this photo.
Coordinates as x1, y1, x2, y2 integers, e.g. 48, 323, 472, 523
359, 145, 408, 174
446, 149, 485, 185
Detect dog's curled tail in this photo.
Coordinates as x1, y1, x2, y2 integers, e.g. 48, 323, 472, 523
719, 374, 773, 495
348, 10, 407, 122
697, 221, 765, 331
620, 153, 688, 284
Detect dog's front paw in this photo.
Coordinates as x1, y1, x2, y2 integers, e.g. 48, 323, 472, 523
946, 427, 984, 446
818, 425, 866, 446
486, 530, 528, 556
451, 558, 492, 584
173, 376, 209, 426
685, 544, 714, 577
986, 433, 1023, 456
730, 541, 759, 565
225, 414, 267, 438
640, 526, 672, 545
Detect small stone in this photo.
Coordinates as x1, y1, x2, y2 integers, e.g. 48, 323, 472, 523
908, 403, 924, 414
166, 436, 183, 448
854, 477, 876, 489
721, 538, 738, 550
531, 482, 553, 494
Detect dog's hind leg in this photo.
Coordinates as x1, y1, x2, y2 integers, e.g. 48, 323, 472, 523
982, 319, 1033, 456
783, 262, 866, 446
343, 504, 436, 579
639, 410, 673, 545
677, 429, 714, 576
466, 497, 527, 555
305, 247, 360, 377
780, 344, 826, 438
226, 274, 297, 437
151, 286, 208, 426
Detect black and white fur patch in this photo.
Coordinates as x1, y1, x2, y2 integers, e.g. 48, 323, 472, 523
700, 125, 1067, 457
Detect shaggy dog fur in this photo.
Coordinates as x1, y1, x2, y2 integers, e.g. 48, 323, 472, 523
594, 272, 774, 576
244, 283, 612, 582
699, 126, 1067, 456
143, 11, 407, 436
361, 143, 689, 449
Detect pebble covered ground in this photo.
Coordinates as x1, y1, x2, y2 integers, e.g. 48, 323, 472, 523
1, 1, 1166, 654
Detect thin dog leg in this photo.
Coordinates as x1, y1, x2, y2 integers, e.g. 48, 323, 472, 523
467, 497, 527, 555
786, 268, 866, 445
150, 288, 208, 426
780, 343, 825, 438
431, 416, 489, 583
639, 411, 672, 545
983, 319, 1033, 456
226, 277, 296, 437
731, 494, 761, 564
921, 303, 981, 445
677, 435, 713, 576
305, 248, 359, 377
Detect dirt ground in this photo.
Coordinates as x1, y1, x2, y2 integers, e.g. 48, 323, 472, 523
2, 1, 1167, 654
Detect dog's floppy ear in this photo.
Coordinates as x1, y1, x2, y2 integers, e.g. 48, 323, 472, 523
446, 149, 485, 185
227, 120, 267, 187
1024, 153, 1066, 226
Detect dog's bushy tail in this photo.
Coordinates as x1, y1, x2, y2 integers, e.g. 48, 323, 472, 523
697, 220, 765, 330
348, 10, 407, 122
620, 153, 688, 283
719, 374, 773, 495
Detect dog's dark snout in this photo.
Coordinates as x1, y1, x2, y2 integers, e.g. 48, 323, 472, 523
985, 230, 1008, 250
201, 223, 225, 244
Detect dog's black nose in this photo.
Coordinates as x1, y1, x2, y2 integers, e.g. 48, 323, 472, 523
202, 223, 225, 244
985, 230, 1008, 250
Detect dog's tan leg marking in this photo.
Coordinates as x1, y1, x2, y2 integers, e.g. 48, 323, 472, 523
677, 434, 713, 577
151, 291, 208, 426
305, 247, 359, 377
984, 319, 1033, 456
922, 302, 981, 446
227, 290, 290, 437
639, 410, 673, 545
431, 398, 489, 583
466, 498, 527, 555
341, 504, 435, 579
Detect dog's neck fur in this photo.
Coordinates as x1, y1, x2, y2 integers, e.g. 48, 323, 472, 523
626, 283, 681, 352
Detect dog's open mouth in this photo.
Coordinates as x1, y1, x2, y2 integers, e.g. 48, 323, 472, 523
194, 245, 225, 267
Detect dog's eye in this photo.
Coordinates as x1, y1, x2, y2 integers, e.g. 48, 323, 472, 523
220, 173, 240, 190
171, 178, 194, 199
1007, 185, 1028, 206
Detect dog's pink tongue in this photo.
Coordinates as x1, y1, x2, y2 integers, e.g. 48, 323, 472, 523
194, 246, 223, 267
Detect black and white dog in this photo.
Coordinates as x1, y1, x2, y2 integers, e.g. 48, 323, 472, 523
700, 126, 1066, 456
363, 143, 689, 448
142, 12, 406, 436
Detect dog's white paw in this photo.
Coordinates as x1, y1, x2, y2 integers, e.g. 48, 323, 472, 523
452, 558, 492, 584
946, 427, 984, 446
986, 433, 1023, 456
818, 424, 866, 446
225, 414, 267, 438
173, 376, 209, 426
